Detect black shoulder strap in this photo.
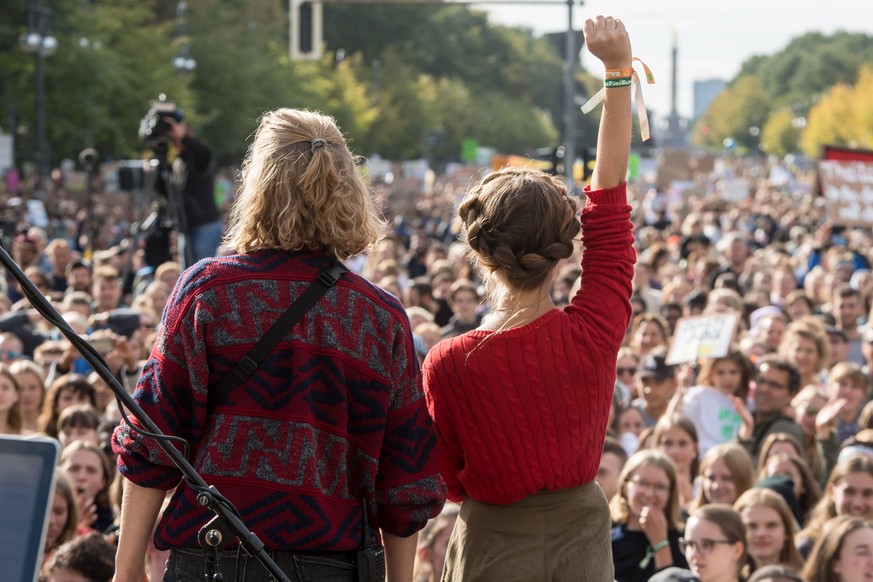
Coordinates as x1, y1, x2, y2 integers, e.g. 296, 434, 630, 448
207, 260, 348, 413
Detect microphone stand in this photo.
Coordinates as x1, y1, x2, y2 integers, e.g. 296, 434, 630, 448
0, 241, 290, 582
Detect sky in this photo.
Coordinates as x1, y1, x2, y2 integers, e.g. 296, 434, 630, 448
477, 0, 871, 121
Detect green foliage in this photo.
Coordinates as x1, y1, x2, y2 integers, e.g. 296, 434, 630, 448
760, 106, 800, 156
694, 75, 769, 153
1, 0, 582, 170
802, 67, 873, 156
700, 31, 873, 155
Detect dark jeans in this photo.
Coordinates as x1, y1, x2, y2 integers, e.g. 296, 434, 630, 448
163, 547, 357, 582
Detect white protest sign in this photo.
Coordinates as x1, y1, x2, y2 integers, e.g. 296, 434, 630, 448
818, 160, 873, 226
666, 312, 739, 365
25, 200, 49, 229
719, 178, 750, 202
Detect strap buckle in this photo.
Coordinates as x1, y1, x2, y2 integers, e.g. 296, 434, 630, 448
233, 356, 258, 383
318, 264, 346, 287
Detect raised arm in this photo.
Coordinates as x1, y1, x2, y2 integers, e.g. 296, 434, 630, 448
584, 15, 633, 191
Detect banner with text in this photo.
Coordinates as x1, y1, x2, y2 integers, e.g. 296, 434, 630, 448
666, 312, 740, 365
819, 160, 873, 226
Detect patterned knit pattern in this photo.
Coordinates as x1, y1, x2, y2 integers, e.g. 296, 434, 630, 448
113, 249, 446, 551
422, 183, 634, 504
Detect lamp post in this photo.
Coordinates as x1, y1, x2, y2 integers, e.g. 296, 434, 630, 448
563, 0, 577, 187
172, 1, 197, 73
19, 1, 57, 192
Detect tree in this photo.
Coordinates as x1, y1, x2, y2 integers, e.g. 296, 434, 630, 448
802, 66, 873, 156
760, 107, 800, 157
693, 75, 769, 153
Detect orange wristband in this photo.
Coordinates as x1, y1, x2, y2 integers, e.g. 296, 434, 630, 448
605, 68, 634, 79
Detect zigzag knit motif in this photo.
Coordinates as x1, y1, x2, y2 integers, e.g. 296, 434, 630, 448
113, 249, 446, 551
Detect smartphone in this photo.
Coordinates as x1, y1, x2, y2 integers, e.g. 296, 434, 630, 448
89, 337, 114, 356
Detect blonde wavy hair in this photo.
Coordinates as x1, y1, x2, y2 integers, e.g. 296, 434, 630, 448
224, 108, 385, 258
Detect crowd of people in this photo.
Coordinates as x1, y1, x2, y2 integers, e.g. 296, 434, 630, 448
3, 16, 873, 582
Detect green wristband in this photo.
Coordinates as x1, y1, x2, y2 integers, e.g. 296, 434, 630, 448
604, 77, 633, 88
651, 539, 670, 552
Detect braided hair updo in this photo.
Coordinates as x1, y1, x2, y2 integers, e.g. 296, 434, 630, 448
458, 167, 580, 293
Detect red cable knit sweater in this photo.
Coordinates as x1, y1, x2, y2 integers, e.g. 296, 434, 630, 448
422, 182, 634, 504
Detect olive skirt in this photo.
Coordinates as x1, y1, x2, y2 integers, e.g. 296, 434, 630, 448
441, 480, 614, 582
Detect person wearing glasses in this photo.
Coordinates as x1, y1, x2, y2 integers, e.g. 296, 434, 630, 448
651, 504, 752, 582
734, 354, 805, 464
611, 450, 688, 582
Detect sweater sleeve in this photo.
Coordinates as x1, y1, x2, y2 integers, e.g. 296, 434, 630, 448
112, 276, 212, 490
422, 354, 467, 503
374, 317, 447, 536
566, 182, 635, 351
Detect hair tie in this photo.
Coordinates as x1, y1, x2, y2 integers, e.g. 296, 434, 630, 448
310, 138, 326, 153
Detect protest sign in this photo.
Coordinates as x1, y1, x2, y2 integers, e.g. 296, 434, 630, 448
719, 178, 750, 202
818, 160, 873, 227
666, 312, 739, 365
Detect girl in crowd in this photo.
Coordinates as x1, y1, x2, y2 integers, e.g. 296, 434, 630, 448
652, 414, 700, 512
630, 313, 670, 357
60, 440, 115, 534
57, 404, 101, 450
802, 515, 873, 582
611, 451, 688, 582
10, 359, 45, 433
423, 16, 635, 581
818, 363, 870, 445
760, 453, 821, 524
791, 386, 830, 485
784, 291, 814, 322
733, 488, 804, 571
0, 362, 21, 435
779, 317, 829, 390
676, 351, 752, 455
690, 443, 756, 511
618, 406, 648, 455
38, 374, 96, 440
798, 455, 873, 558
617, 346, 641, 398
757, 433, 805, 473
652, 504, 752, 582
43, 472, 79, 569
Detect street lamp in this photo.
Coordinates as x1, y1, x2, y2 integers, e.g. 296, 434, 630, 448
172, 2, 197, 72
563, 0, 577, 187
19, 1, 57, 191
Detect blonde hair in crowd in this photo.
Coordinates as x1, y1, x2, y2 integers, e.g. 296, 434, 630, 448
690, 443, 756, 512
801, 454, 873, 541
224, 108, 385, 259
733, 487, 804, 571
802, 515, 873, 582
610, 450, 683, 531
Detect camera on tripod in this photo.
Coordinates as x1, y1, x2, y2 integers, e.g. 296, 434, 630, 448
138, 97, 184, 149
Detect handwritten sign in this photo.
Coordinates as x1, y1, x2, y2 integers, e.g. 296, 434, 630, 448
819, 160, 873, 226
719, 178, 750, 202
666, 312, 739, 365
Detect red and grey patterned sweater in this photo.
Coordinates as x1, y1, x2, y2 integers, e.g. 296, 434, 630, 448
113, 249, 446, 551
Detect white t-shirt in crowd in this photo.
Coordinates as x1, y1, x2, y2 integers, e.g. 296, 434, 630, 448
681, 386, 742, 456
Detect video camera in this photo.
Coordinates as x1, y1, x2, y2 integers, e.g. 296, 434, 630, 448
138, 97, 184, 149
